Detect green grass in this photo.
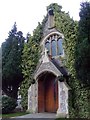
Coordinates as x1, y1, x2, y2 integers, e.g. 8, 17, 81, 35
1, 112, 29, 118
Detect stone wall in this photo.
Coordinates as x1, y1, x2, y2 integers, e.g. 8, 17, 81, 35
57, 81, 70, 118
28, 81, 38, 113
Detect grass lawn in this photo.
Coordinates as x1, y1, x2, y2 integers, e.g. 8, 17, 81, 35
2, 112, 29, 118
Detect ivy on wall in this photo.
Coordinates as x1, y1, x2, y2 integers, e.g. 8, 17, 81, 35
19, 23, 43, 110
52, 3, 90, 118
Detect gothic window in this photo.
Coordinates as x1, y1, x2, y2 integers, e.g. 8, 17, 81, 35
45, 41, 50, 54
51, 40, 57, 56
57, 38, 63, 55
45, 34, 64, 57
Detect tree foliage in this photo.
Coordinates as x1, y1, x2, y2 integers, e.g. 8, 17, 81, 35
74, 2, 90, 118
2, 23, 25, 99
75, 2, 90, 86
2, 96, 17, 114
79, 2, 90, 42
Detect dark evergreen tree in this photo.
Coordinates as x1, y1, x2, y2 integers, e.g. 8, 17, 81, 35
79, 2, 90, 42
74, 2, 90, 118
75, 2, 90, 86
2, 22, 25, 99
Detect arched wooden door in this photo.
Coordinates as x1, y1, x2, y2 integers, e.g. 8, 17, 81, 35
38, 73, 58, 113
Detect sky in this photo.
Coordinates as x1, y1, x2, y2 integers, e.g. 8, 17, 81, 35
0, 0, 86, 46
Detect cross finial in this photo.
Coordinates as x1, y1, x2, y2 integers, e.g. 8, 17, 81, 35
41, 48, 49, 63
44, 48, 48, 56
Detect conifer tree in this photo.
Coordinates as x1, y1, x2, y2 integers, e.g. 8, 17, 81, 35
2, 23, 25, 99
75, 2, 90, 86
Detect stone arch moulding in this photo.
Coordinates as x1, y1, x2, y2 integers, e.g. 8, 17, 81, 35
34, 68, 62, 80
35, 70, 58, 81
40, 31, 64, 46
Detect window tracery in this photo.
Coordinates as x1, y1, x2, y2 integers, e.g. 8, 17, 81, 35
45, 34, 64, 57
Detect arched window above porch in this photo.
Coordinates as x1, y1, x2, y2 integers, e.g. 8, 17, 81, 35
44, 33, 64, 58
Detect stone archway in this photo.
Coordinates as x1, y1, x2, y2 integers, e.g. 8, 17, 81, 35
38, 72, 58, 113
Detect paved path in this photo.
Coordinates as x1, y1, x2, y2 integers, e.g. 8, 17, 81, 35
15, 113, 56, 119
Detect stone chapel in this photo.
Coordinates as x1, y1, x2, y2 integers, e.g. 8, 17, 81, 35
28, 8, 71, 118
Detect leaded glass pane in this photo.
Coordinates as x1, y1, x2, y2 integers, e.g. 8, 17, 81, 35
45, 42, 50, 54
52, 40, 56, 56
57, 38, 63, 55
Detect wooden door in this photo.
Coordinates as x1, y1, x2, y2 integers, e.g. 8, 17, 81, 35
45, 75, 58, 112
38, 79, 44, 112
38, 73, 58, 113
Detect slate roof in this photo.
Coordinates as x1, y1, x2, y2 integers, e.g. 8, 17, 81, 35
51, 58, 68, 76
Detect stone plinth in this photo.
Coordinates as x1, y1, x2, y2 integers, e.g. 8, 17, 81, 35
57, 81, 70, 118
28, 81, 38, 113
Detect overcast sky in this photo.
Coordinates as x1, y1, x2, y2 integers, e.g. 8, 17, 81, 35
0, 0, 86, 46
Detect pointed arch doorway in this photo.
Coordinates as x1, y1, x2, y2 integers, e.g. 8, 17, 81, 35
38, 72, 58, 113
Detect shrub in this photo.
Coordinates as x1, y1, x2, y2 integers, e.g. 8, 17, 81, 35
2, 96, 17, 114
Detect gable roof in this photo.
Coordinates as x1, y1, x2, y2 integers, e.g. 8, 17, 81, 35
34, 56, 69, 80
